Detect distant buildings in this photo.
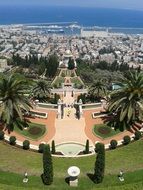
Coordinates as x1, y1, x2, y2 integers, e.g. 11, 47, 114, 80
0, 24, 143, 70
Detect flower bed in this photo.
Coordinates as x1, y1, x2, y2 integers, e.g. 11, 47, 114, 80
93, 124, 121, 139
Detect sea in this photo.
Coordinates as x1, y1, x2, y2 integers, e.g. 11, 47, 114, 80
1, 5, 143, 34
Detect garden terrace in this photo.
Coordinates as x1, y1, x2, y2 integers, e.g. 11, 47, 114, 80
0, 140, 142, 189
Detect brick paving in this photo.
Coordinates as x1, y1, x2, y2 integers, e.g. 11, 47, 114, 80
4, 103, 134, 147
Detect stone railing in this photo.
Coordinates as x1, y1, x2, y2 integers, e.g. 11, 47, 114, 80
82, 102, 102, 110
37, 103, 57, 109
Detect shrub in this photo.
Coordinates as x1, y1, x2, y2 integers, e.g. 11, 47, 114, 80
84, 139, 89, 154
93, 143, 105, 184
23, 140, 30, 150
9, 136, 16, 145
134, 131, 142, 140
110, 139, 118, 149
95, 142, 101, 153
0, 131, 4, 140
42, 144, 53, 185
123, 135, 131, 145
39, 143, 45, 153
51, 140, 56, 154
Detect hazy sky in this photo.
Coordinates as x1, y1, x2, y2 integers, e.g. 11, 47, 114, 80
0, 0, 143, 10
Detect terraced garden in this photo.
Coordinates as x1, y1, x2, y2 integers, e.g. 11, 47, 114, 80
0, 140, 142, 189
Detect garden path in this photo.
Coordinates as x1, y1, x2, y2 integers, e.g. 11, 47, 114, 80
50, 89, 93, 145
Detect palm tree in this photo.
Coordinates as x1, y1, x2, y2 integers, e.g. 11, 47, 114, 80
31, 80, 51, 101
89, 79, 107, 101
108, 71, 143, 131
0, 73, 32, 132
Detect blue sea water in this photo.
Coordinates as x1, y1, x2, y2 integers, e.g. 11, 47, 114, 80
0, 5, 143, 28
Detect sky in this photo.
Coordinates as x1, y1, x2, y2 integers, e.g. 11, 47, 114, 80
0, 0, 143, 10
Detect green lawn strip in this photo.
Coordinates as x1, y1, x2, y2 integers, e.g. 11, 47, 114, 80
93, 124, 121, 139
14, 122, 46, 140
0, 169, 142, 190
0, 140, 143, 177
0, 181, 143, 190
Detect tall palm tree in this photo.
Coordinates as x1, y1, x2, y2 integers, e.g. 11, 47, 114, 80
89, 79, 107, 100
0, 73, 32, 132
108, 71, 143, 131
31, 80, 51, 101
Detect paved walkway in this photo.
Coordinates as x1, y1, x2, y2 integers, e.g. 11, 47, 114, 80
51, 90, 92, 145
4, 92, 134, 147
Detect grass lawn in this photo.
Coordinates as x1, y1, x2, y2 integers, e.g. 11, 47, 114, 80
93, 124, 121, 139
0, 169, 143, 190
15, 123, 46, 140
71, 77, 83, 87
0, 140, 142, 189
52, 77, 65, 88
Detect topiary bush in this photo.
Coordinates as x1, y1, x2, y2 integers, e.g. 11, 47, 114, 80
51, 140, 56, 154
110, 139, 118, 149
0, 131, 4, 140
84, 139, 89, 154
42, 144, 53, 185
95, 142, 101, 153
39, 143, 45, 153
23, 140, 30, 150
134, 131, 142, 140
93, 143, 105, 184
9, 136, 16, 145
123, 135, 131, 145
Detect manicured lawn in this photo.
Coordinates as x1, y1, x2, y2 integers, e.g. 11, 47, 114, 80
0, 140, 142, 189
93, 124, 121, 139
52, 77, 65, 88
0, 168, 142, 190
71, 77, 83, 87
15, 123, 46, 140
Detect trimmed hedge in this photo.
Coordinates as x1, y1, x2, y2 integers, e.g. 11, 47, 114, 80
95, 142, 101, 153
42, 144, 53, 185
93, 143, 105, 183
9, 136, 16, 145
0, 131, 4, 140
134, 131, 142, 140
51, 140, 56, 154
123, 135, 131, 145
84, 139, 89, 154
39, 143, 45, 153
110, 139, 118, 149
23, 140, 30, 150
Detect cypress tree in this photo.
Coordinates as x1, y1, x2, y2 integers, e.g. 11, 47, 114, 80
42, 144, 53, 185
93, 143, 105, 183
51, 140, 56, 154
84, 139, 89, 154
